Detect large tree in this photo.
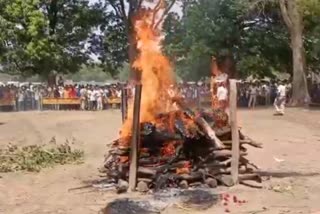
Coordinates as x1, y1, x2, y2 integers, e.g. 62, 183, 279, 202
163, 0, 291, 80
0, 0, 104, 84
163, 0, 320, 87
279, 0, 310, 105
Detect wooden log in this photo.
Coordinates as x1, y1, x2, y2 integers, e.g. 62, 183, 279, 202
172, 98, 224, 148
230, 79, 240, 185
215, 127, 245, 140
240, 180, 263, 189
196, 117, 225, 148
138, 166, 157, 176
215, 127, 231, 136
222, 139, 262, 148
176, 172, 204, 181
239, 173, 262, 183
137, 178, 153, 183
128, 84, 142, 192
212, 150, 247, 158
121, 87, 128, 123
240, 156, 259, 170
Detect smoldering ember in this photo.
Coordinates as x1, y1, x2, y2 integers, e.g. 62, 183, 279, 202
101, 6, 263, 193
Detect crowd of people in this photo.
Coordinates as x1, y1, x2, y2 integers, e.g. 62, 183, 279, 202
237, 80, 291, 108
0, 83, 124, 111
0, 79, 320, 112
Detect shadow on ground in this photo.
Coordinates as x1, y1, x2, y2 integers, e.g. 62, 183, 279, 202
257, 171, 320, 178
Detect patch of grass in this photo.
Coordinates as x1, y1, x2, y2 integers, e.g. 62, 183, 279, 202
0, 143, 84, 172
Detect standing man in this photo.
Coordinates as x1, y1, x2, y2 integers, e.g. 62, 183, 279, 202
216, 81, 228, 112
97, 87, 104, 111
18, 88, 25, 111
263, 82, 271, 105
34, 87, 40, 110
79, 86, 87, 110
274, 80, 287, 115
248, 83, 258, 109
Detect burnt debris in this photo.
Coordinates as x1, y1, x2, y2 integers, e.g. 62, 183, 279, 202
103, 108, 262, 192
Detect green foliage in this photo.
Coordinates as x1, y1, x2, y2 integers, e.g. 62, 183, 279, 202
117, 62, 130, 82
0, 0, 105, 77
163, 0, 320, 80
0, 143, 84, 173
67, 64, 113, 82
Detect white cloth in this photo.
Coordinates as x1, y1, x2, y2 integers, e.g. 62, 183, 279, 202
217, 86, 228, 101
277, 85, 286, 97
80, 88, 87, 98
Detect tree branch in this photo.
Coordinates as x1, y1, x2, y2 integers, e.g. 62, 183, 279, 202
154, 0, 177, 29
151, 0, 163, 27
108, 0, 124, 20
119, 0, 127, 21
138, 0, 144, 9
279, 0, 293, 29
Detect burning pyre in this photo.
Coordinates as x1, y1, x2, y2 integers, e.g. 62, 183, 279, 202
103, 3, 262, 192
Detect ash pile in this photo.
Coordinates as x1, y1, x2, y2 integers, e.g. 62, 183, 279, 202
103, 105, 262, 192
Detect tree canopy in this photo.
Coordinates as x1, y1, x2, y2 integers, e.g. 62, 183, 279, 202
0, 0, 105, 78
163, 0, 320, 80
0, 0, 319, 91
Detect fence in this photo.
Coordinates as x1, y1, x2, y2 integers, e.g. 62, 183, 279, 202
0, 97, 122, 112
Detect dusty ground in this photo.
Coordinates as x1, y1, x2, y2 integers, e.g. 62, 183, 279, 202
1, 108, 320, 214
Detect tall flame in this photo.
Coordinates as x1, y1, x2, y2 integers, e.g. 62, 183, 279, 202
121, 4, 175, 138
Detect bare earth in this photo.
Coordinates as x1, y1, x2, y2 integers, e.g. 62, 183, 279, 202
1, 108, 320, 214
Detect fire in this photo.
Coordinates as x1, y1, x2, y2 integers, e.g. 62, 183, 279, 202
121, 3, 175, 138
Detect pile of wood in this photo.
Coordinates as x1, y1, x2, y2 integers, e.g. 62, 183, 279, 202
103, 107, 262, 192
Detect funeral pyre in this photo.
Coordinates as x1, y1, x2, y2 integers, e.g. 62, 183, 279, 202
103, 2, 262, 192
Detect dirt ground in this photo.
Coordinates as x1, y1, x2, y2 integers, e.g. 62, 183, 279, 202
1, 108, 320, 214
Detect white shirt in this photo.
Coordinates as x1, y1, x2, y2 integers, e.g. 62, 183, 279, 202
116, 90, 121, 98
34, 90, 40, 100
90, 90, 97, 101
262, 84, 270, 95
250, 86, 258, 96
277, 85, 286, 97
217, 86, 228, 101
80, 88, 87, 98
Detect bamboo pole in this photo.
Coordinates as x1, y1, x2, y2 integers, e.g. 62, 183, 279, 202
121, 86, 128, 123
128, 83, 142, 192
229, 79, 239, 185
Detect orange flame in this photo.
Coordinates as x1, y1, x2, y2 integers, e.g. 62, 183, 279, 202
121, 4, 174, 138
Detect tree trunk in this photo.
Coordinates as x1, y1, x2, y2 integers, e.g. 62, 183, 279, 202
128, 33, 140, 82
47, 71, 57, 87
290, 27, 309, 105
279, 0, 310, 106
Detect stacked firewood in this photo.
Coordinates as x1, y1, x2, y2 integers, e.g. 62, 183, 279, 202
103, 107, 262, 192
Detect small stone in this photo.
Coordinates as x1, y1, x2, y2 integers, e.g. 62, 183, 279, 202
205, 178, 218, 188
179, 180, 188, 189
137, 181, 149, 192
116, 179, 128, 194
218, 175, 234, 187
